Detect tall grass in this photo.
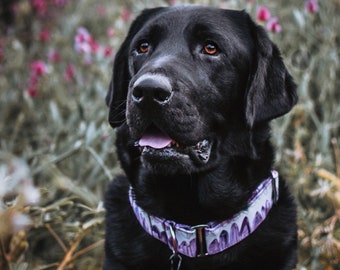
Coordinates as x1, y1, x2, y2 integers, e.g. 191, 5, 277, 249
0, 0, 339, 269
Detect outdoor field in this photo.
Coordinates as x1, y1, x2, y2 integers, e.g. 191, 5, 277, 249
0, 0, 339, 269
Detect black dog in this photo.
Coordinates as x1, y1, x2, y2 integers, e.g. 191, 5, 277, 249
104, 6, 298, 270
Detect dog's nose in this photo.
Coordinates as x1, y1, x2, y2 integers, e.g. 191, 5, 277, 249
132, 74, 172, 105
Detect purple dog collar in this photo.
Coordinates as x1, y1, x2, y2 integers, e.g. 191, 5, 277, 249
129, 170, 279, 258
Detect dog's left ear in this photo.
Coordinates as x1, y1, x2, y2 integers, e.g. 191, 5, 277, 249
245, 16, 298, 127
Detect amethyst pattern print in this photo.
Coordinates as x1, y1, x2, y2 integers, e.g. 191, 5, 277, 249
129, 171, 279, 258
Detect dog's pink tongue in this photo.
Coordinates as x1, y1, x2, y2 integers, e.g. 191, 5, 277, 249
139, 132, 172, 149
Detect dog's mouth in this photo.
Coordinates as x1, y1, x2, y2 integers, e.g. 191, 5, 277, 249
134, 126, 212, 164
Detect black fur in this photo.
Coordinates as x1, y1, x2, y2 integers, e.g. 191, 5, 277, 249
104, 6, 298, 270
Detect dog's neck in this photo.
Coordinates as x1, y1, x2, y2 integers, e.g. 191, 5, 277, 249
132, 154, 274, 225
129, 171, 279, 258
123, 121, 275, 223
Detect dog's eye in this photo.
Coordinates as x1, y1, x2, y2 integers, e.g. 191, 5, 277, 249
203, 42, 218, 56
137, 42, 150, 54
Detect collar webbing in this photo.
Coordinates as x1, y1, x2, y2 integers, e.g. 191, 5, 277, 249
129, 170, 279, 258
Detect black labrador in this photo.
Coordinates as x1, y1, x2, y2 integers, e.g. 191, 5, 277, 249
104, 6, 298, 270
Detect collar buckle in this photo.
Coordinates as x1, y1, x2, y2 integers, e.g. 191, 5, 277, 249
191, 224, 208, 257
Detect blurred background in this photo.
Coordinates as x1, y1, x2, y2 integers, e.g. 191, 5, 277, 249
0, 0, 339, 269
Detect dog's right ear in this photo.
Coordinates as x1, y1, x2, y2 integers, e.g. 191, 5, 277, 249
106, 7, 165, 128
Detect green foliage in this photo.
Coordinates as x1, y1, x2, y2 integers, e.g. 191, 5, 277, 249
0, 0, 339, 269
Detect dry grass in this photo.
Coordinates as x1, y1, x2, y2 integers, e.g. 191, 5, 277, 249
0, 0, 339, 269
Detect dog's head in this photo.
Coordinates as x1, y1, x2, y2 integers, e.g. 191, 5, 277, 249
106, 6, 297, 175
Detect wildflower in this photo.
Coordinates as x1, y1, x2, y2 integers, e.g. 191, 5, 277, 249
64, 64, 76, 82
38, 29, 50, 42
75, 27, 91, 45
305, 0, 319, 14
256, 6, 271, 22
30, 60, 47, 76
27, 60, 47, 98
75, 41, 91, 55
267, 17, 282, 33
121, 8, 131, 22
27, 87, 38, 98
74, 27, 104, 63
104, 46, 113, 57
89, 37, 100, 54
48, 49, 61, 63
32, 0, 47, 16
74, 27, 93, 54
107, 27, 115, 37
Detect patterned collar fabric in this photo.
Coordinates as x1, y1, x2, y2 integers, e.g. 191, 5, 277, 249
128, 170, 279, 258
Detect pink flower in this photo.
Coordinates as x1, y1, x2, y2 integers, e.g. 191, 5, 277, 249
64, 64, 76, 82
75, 42, 91, 54
107, 27, 115, 37
39, 29, 50, 42
89, 37, 100, 54
256, 6, 271, 22
267, 17, 282, 33
305, 0, 319, 14
27, 86, 38, 98
121, 8, 131, 22
104, 46, 113, 57
32, 0, 47, 16
74, 27, 99, 55
30, 60, 47, 76
75, 27, 91, 44
27, 74, 39, 97
74, 27, 103, 63
27, 60, 47, 98
48, 49, 61, 63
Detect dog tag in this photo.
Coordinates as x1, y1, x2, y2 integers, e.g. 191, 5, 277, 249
169, 253, 182, 270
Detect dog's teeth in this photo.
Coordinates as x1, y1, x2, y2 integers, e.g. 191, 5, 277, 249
196, 142, 202, 152
170, 140, 180, 148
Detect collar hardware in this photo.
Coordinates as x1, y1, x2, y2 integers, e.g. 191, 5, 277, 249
191, 225, 208, 257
